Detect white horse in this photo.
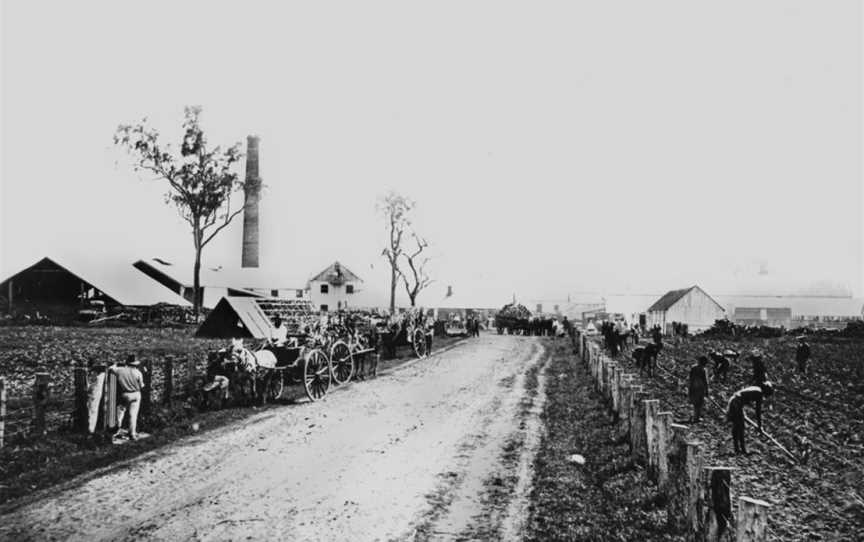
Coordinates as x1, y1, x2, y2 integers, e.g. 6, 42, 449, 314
228, 339, 278, 400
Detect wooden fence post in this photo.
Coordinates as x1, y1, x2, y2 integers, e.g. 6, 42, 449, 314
630, 391, 650, 461
0, 377, 6, 449
667, 423, 690, 530
684, 441, 705, 538
33, 372, 49, 436
656, 411, 674, 492
605, 362, 617, 404
644, 399, 660, 480
627, 385, 643, 447
612, 367, 623, 414
164, 356, 174, 404
737, 497, 770, 541
142, 357, 153, 418
702, 467, 732, 541
73, 364, 89, 433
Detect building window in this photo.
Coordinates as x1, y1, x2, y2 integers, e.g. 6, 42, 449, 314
271, 289, 279, 297
320, 284, 329, 294
296, 289, 304, 298
320, 304, 328, 312
346, 284, 354, 294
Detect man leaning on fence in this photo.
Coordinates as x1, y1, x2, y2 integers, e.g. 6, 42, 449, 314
110, 354, 145, 440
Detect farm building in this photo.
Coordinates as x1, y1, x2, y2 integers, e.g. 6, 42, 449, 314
717, 295, 863, 330
732, 307, 792, 328
307, 262, 363, 313
646, 285, 725, 333
433, 286, 503, 322
133, 258, 309, 309
195, 297, 315, 339
0, 256, 189, 321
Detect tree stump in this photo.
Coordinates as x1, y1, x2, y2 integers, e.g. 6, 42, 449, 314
702, 467, 733, 541
737, 497, 770, 541
644, 399, 660, 480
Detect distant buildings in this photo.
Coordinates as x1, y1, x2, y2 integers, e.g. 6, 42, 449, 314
646, 285, 726, 333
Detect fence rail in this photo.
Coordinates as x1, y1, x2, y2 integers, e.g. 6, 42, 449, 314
574, 330, 771, 542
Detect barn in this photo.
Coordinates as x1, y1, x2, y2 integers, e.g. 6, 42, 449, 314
1, 256, 190, 321
646, 285, 725, 333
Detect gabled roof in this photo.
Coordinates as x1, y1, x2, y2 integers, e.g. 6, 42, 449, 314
1, 257, 191, 307
308, 261, 363, 285
647, 285, 725, 313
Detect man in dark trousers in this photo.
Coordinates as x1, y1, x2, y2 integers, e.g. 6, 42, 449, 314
688, 356, 710, 422
749, 350, 767, 386
795, 336, 811, 375
726, 381, 774, 455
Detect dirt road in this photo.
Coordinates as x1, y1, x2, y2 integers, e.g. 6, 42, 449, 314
1, 335, 549, 542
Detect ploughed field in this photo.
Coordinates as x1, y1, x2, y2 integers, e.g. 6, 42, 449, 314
617, 334, 864, 540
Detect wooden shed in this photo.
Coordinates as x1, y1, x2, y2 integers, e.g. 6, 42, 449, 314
646, 285, 725, 333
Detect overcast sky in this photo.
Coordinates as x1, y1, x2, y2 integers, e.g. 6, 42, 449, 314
1, 1, 862, 305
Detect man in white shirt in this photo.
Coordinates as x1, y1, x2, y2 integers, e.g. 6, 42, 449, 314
270, 315, 288, 347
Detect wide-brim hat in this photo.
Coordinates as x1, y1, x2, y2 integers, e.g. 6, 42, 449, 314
795, 335, 806, 340
126, 355, 140, 366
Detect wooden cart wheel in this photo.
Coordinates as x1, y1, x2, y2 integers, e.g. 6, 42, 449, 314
267, 370, 285, 401
303, 348, 331, 401
412, 328, 427, 358
330, 340, 354, 385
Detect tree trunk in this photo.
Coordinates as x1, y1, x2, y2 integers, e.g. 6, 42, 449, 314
389, 265, 397, 313
193, 247, 202, 315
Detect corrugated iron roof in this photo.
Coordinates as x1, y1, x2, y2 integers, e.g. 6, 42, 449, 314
308, 261, 363, 285
195, 296, 317, 339
647, 285, 725, 313
0, 257, 191, 307
646, 287, 694, 312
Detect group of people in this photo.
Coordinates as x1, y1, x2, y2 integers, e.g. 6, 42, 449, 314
686, 335, 811, 455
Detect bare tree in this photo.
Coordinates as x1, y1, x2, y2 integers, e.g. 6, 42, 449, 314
114, 106, 243, 314
377, 191, 415, 313
398, 233, 434, 307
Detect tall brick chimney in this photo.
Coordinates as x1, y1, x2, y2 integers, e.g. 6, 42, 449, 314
241, 135, 261, 268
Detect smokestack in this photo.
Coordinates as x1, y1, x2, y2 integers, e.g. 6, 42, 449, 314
241, 135, 261, 268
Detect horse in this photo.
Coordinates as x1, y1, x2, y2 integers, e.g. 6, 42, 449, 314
227, 338, 278, 403
633, 343, 660, 377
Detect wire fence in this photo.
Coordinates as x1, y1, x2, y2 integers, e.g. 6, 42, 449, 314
0, 354, 209, 449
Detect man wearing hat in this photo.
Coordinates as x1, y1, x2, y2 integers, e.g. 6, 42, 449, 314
795, 336, 811, 375
688, 356, 710, 422
726, 381, 774, 455
109, 354, 145, 440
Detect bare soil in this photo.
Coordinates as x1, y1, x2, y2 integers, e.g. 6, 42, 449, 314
0, 334, 547, 542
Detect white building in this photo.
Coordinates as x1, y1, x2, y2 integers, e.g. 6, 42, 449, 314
646, 285, 726, 333
307, 262, 363, 313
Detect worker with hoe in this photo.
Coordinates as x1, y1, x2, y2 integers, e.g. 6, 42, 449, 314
795, 335, 811, 375
688, 356, 710, 422
109, 354, 145, 441
726, 381, 774, 455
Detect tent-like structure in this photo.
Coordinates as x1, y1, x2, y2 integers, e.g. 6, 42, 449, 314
195, 297, 316, 339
